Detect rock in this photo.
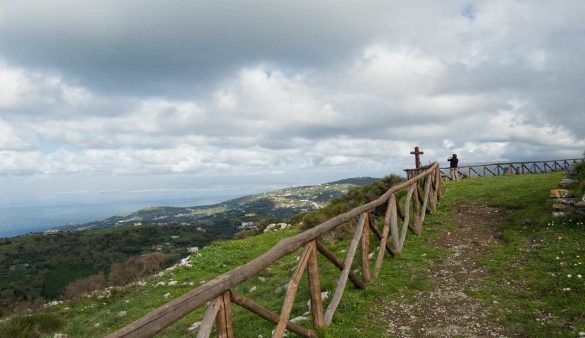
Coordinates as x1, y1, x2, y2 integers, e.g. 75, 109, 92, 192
307, 291, 330, 311
263, 223, 291, 233
552, 203, 574, 211
560, 178, 577, 188
551, 198, 576, 205
164, 292, 171, 298
550, 189, 573, 198
264, 224, 277, 232
168, 280, 178, 286
249, 285, 256, 292
271, 329, 289, 337
290, 316, 308, 323
179, 257, 192, 268
187, 321, 201, 332
278, 223, 291, 230
258, 276, 267, 282
44, 300, 63, 308
575, 201, 585, 210
117, 310, 127, 317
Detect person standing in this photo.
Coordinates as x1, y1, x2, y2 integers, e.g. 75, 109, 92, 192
447, 154, 459, 181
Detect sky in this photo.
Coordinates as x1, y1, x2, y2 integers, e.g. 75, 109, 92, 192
1, 1, 584, 208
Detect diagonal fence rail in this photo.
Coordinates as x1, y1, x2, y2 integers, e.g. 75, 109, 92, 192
405, 158, 583, 181
106, 163, 442, 338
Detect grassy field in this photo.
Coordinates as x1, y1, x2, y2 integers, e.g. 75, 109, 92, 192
2, 171, 584, 337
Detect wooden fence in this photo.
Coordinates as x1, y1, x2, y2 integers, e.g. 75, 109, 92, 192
106, 163, 442, 338
405, 158, 583, 181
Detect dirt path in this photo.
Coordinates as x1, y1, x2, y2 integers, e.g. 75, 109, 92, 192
374, 205, 509, 337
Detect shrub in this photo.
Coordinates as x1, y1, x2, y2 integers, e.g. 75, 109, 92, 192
109, 252, 168, 286
0, 313, 64, 338
63, 274, 105, 299
300, 175, 404, 231
234, 230, 257, 239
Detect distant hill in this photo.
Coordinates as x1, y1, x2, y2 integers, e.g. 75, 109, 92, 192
56, 177, 379, 233
326, 177, 379, 185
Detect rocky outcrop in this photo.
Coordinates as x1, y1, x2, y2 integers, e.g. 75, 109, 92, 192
551, 166, 585, 217
550, 189, 574, 198
576, 198, 585, 215
560, 178, 577, 188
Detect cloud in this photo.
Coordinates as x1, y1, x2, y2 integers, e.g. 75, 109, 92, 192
0, 0, 584, 200
0, 119, 35, 151
0, 62, 92, 112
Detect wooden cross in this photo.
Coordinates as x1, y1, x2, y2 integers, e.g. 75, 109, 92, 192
410, 146, 424, 169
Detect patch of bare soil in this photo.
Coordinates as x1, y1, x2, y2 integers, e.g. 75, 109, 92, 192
373, 205, 510, 337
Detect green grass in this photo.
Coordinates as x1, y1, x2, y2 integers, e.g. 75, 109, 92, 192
0, 313, 64, 338
6, 171, 584, 337
468, 174, 585, 336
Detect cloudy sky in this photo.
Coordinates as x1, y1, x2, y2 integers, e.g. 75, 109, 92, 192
1, 0, 584, 208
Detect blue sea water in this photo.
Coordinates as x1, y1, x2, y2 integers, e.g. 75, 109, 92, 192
0, 196, 235, 238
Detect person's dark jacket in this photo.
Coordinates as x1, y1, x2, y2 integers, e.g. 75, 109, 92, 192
448, 157, 458, 168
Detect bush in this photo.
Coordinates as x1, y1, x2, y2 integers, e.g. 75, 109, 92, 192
109, 252, 168, 286
0, 313, 64, 338
300, 175, 404, 231
234, 230, 257, 239
63, 274, 105, 299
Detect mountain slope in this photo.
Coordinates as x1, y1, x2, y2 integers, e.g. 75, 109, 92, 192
57, 177, 379, 232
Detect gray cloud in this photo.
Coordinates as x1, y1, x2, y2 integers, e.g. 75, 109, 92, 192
0, 0, 584, 202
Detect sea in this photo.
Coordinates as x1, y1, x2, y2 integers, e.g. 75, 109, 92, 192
0, 195, 238, 238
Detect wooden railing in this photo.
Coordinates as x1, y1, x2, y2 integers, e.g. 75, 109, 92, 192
405, 158, 583, 181
106, 163, 442, 338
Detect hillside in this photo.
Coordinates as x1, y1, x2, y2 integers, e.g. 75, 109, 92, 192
0, 177, 376, 316
57, 177, 379, 232
3, 171, 584, 337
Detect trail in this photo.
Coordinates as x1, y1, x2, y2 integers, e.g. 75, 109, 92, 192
374, 205, 509, 337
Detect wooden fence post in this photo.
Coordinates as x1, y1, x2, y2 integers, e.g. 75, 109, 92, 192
373, 198, 392, 279
306, 241, 325, 328
196, 297, 223, 338
272, 244, 313, 337
216, 291, 234, 338
360, 213, 371, 282
324, 213, 366, 324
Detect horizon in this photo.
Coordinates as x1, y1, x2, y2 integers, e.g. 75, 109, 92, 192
3, 153, 582, 237
0, 173, 381, 237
